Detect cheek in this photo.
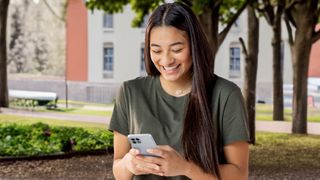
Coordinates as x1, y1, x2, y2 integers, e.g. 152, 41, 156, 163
150, 53, 159, 64
177, 52, 191, 64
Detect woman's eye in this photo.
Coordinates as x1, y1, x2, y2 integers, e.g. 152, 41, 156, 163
152, 50, 161, 54
172, 49, 182, 53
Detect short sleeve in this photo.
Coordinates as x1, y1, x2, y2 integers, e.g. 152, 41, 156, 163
222, 87, 250, 145
108, 82, 130, 136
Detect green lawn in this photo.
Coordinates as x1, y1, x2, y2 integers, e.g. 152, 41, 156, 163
251, 132, 320, 169
0, 114, 107, 131
38, 108, 113, 117
57, 100, 114, 107
256, 104, 320, 122
9, 100, 114, 117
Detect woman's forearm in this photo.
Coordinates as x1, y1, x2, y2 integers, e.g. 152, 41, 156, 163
183, 161, 218, 180
219, 164, 248, 180
113, 159, 134, 180
184, 162, 247, 180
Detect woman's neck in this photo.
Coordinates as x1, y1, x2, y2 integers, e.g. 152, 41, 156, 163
159, 75, 192, 97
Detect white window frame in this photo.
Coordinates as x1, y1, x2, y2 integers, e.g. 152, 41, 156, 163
103, 43, 114, 79
103, 13, 113, 30
229, 44, 241, 78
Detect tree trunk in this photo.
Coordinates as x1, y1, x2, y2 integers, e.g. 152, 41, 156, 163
198, 5, 220, 62
197, 1, 248, 69
272, 1, 284, 121
290, 2, 315, 134
243, 5, 259, 144
0, 0, 10, 108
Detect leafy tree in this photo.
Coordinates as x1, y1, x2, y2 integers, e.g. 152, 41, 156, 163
86, 0, 257, 139
258, 0, 285, 121
8, 2, 29, 73
284, 0, 320, 134
0, 0, 10, 108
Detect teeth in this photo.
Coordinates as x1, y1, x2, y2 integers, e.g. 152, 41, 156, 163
163, 65, 179, 71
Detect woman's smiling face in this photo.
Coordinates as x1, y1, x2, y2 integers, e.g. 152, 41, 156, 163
149, 26, 192, 83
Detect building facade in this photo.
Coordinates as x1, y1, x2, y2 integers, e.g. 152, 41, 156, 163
65, 0, 320, 103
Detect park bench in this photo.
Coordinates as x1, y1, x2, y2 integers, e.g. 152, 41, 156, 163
9, 90, 58, 109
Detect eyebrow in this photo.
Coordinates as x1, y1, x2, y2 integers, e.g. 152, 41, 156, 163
150, 42, 184, 47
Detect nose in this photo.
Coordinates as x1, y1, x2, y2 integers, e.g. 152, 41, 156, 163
160, 51, 175, 66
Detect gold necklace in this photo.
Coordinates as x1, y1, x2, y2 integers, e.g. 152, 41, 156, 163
174, 87, 191, 96
159, 76, 192, 96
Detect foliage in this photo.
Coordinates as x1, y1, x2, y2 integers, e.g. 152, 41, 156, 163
86, 0, 163, 27
7, 0, 66, 76
10, 99, 39, 109
86, 0, 246, 26
0, 122, 113, 157
219, 0, 246, 24
8, 2, 29, 73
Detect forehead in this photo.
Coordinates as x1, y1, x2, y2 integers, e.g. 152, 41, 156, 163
149, 26, 189, 45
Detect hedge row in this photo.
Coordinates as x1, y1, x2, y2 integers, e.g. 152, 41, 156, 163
0, 123, 113, 157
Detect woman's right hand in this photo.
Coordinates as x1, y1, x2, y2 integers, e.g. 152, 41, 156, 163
123, 148, 163, 176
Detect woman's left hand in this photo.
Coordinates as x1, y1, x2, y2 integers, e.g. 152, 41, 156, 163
136, 145, 189, 177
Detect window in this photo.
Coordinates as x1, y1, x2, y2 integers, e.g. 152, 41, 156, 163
103, 13, 113, 28
229, 46, 241, 78
140, 44, 146, 75
234, 19, 240, 27
103, 43, 113, 78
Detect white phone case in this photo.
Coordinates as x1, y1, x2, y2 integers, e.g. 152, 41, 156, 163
127, 134, 158, 157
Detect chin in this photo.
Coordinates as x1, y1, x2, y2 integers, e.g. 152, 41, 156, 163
162, 74, 180, 82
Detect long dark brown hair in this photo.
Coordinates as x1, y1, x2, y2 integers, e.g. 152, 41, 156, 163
144, 2, 220, 178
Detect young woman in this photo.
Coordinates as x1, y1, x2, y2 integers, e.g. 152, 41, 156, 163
109, 2, 249, 180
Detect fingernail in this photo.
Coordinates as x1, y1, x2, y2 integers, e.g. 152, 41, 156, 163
136, 156, 142, 160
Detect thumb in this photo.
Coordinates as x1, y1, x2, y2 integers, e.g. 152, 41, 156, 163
129, 148, 140, 156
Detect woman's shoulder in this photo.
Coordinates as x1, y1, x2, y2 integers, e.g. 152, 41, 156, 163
122, 75, 157, 91
213, 75, 242, 96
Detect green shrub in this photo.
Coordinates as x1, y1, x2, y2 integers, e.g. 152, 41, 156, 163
0, 122, 113, 157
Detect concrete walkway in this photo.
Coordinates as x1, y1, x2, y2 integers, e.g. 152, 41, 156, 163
256, 121, 320, 135
1, 108, 319, 135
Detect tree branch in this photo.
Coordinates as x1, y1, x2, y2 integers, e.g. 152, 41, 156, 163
261, 0, 274, 25
284, 0, 303, 28
239, 37, 248, 57
213, 0, 222, 10
284, 16, 294, 46
312, 30, 320, 43
285, 0, 301, 10
218, 0, 249, 46
43, 0, 65, 22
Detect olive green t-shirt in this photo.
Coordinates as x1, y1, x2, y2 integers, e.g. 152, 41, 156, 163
109, 75, 249, 180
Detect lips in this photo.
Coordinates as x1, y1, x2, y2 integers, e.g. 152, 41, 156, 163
162, 65, 180, 71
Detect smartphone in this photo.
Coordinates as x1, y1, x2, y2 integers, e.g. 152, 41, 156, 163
127, 134, 159, 157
